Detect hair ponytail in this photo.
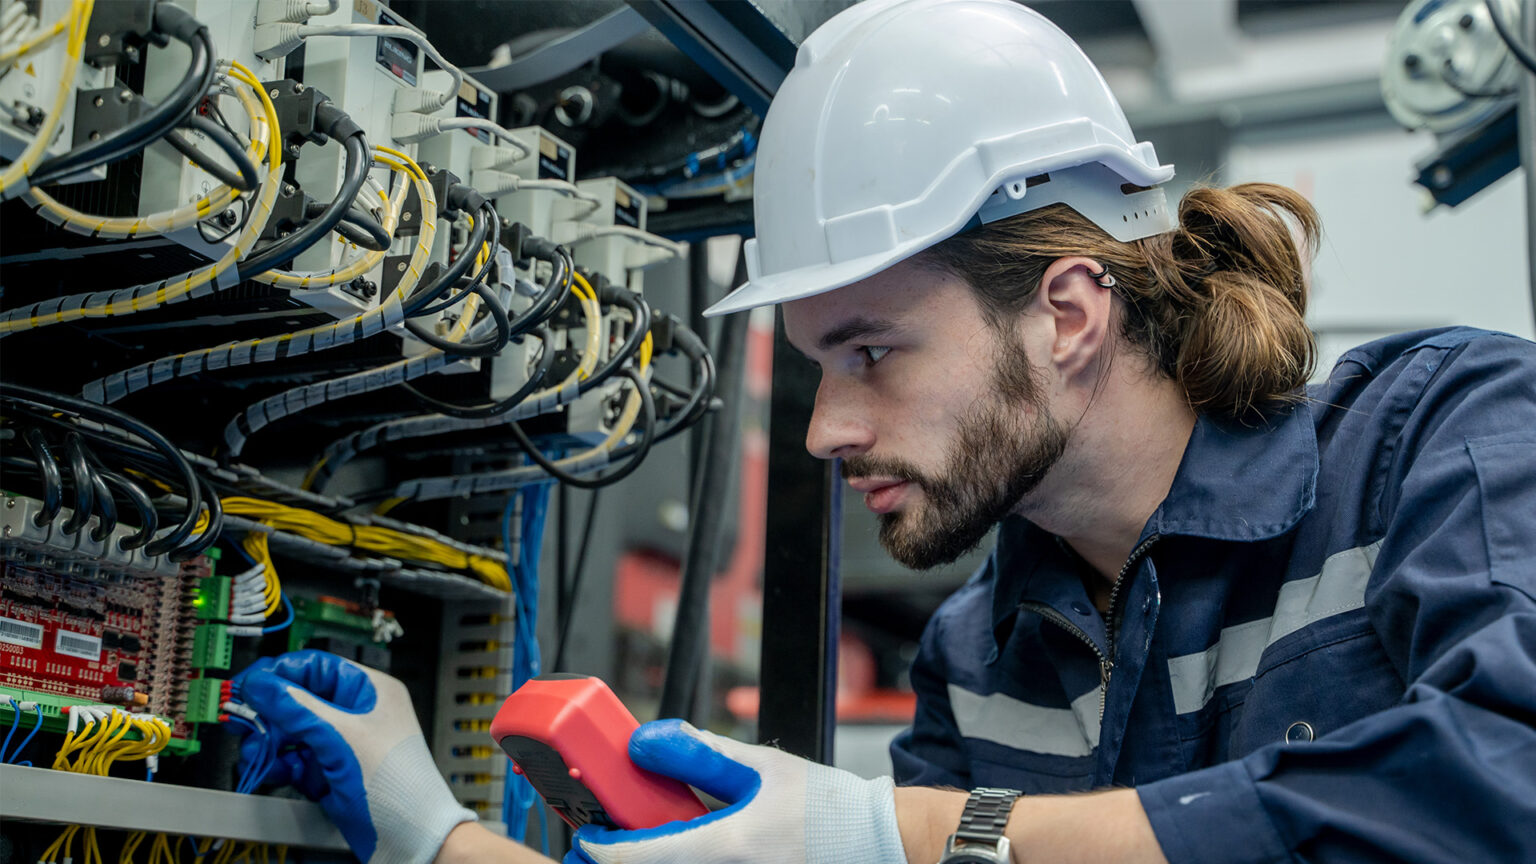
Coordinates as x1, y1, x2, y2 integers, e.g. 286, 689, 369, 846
917, 182, 1320, 421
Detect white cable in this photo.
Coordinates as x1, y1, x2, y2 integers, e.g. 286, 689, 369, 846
222, 701, 260, 722
432, 118, 531, 160
271, 23, 462, 112
470, 169, 601, 213
552, 222, 685, 258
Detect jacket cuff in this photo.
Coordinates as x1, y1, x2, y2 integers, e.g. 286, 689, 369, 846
1137, 759, 1289, 864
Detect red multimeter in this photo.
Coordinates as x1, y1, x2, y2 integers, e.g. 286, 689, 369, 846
490, 674, 709, 830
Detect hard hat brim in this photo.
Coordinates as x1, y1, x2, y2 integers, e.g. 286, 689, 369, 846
702, 246, 916, 318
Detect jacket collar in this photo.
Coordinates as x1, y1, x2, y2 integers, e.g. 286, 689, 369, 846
988, 400, 1320, 641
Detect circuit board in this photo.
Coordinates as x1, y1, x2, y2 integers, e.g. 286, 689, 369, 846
0, 557, 206, 739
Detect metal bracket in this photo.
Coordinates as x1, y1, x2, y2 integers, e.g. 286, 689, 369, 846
625, 0, 796, 117
470, 6, 655, 93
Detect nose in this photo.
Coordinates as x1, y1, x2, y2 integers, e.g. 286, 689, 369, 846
805, 376, 875, 460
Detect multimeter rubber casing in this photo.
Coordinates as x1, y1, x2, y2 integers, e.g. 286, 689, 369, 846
490, 674, 709, 830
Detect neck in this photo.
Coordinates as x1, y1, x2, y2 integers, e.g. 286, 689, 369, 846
1015, 371, 1196, 597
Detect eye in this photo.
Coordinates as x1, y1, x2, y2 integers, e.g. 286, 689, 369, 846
859, 345, 891, 365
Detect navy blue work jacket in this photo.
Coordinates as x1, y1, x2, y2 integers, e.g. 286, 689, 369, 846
890, 327, 1536, 862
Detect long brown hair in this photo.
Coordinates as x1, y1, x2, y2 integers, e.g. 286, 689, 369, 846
917, 183, 1320, 421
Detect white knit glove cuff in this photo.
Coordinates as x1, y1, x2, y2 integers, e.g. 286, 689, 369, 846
805, 770, 905, 864
365, 734, 477, 864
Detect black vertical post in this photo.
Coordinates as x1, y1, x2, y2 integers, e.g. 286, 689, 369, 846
757, 313, 840, 763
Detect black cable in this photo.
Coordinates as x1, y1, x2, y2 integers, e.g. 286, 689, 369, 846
88, 470, 117, 542
237, 127, 370, 279
60, 432, 95, 536
410, 205, 502, 316
1488, 0, 1536, 74
21, 428, 61, 527
305, 201, 391, 252
0, 384, 202, 559
552, 489, 600, 673
577, 287, 652, 396
652, 319, 717, 445
30, 6, 215, 187
100, 471, 157, 551
163, 113, 260, 192
650, 355, 716, 446
402, 281, 511, 357
176, 476, 223, 558
403, 207, 492, 316
508, 367, 657, 490
505, 246, 573, 339
399, 327, 555, 419
658, 292, 747, 722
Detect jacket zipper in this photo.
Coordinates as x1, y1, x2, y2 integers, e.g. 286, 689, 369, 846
1100, 535, 1160, 722
1017, 535, 1162, 737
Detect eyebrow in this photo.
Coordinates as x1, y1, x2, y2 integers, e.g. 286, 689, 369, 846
816, 316, 900, 352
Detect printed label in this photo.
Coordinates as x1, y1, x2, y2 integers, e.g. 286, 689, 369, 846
55, 629, 102, 661
456, 83, 495, 144
375, 11, 419, 86
614, 186, 642, 228
0, 617, 44, 649
537, 134, 572, 180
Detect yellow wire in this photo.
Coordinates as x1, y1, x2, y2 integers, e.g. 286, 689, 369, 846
22, 68, 269, 239
0, 3, 73, 64
120, 831, 148, 864
222, 496, 509, 592
0, 0, 91, 196
1, 58, 280, 332
252, 151, 412, 289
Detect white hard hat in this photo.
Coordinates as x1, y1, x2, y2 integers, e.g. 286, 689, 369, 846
706, 0, 1175, 318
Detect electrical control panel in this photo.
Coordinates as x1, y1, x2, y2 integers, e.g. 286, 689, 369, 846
0, 0, 721, 856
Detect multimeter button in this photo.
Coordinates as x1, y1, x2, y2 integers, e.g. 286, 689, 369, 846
568, 768, 582, 780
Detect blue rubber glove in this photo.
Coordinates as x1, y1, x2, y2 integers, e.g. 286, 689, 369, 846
566, 719, 907, 864
235, 650, 475, 864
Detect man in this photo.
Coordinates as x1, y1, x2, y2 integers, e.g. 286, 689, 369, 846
236, 0, 1536, 862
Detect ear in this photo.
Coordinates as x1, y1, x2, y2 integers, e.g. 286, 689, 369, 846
1030, 256, 1113, 380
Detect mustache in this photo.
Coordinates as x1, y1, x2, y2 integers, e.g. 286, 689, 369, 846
841, 455, 926, 486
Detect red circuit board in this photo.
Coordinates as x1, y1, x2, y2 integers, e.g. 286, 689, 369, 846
0, 559, 202, 737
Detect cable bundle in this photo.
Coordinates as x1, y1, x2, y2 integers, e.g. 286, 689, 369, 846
40, 705, 175, 864
221, 497, 510, 592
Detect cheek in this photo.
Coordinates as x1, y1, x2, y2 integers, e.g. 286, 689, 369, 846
873, 370, 987, 454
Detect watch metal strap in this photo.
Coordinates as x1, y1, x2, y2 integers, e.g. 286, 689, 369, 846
954, 787, 1021, 843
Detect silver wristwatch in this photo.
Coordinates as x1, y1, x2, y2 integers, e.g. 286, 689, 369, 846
937, 787, 1022, 864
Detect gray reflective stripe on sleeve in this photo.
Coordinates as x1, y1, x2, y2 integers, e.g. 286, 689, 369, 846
1168, 541, 1383, 715
946, 683, 1102, 758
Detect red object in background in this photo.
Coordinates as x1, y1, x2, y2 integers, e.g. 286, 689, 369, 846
491, 675, 709, 830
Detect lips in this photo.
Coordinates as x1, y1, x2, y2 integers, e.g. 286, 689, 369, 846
846, 477, 911, 514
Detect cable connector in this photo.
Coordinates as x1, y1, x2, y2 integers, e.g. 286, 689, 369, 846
255, 0, 305, 24
389, 111, 445, 145
469, 168, 520, 201
221, 701, 260, 722
255, 0, 326, 25
392, 88, 445, 116
471, 142, 524, 173
549, 222, 686, 262
626, 244, 680, 270
253, 22, 303, 59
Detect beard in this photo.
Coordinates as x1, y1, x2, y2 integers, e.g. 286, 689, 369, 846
843, 332, 1070, 570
